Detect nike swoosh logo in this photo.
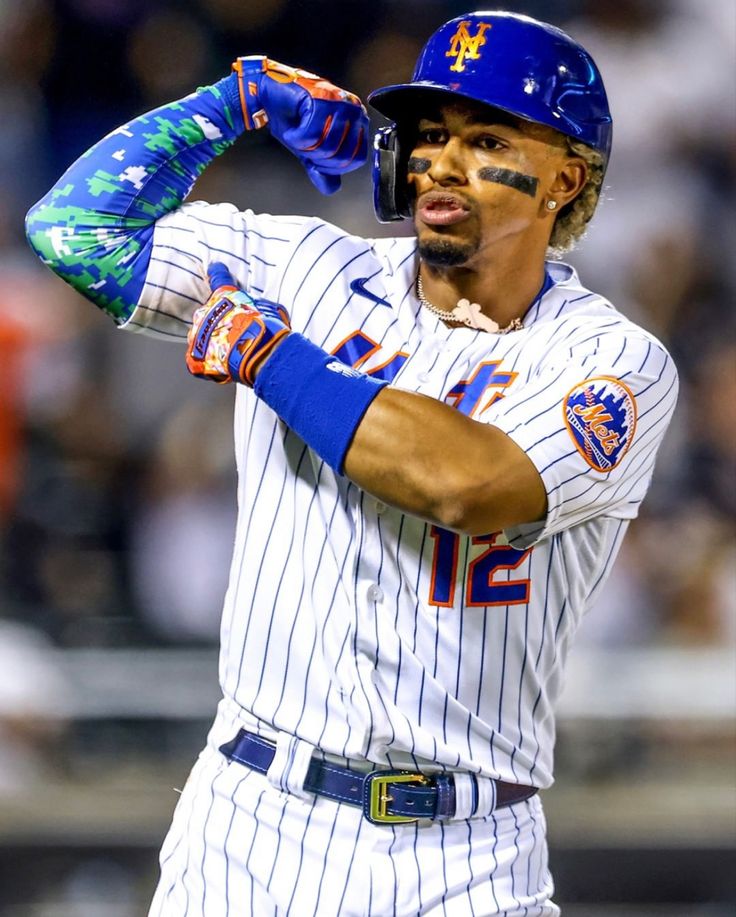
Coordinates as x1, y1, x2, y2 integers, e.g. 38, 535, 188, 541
349, 277, 391, 308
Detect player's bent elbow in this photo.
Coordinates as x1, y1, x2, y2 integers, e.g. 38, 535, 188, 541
431, 479, 502, 536
432, 473, 547, 537
25, 196, 67, 272
432, 494, 471, 534
24, 201, 47, 264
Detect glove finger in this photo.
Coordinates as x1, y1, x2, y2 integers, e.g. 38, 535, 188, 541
291, 100, 362, 158
304, 163, 341, 195
255, 298, 292, 324
326, 104, 368, 163
308, 120, 367, 175
348, 120, 369, 172
207, 262, 237, 292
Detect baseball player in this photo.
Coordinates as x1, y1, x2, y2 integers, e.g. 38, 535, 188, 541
26, 11, 677, 916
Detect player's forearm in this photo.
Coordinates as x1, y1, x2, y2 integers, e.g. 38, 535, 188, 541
343, 387, 547, 535
25, 76, 244, 322
193, 281, 546, 536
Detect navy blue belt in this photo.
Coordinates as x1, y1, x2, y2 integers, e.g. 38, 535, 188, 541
219, 729, 538, 825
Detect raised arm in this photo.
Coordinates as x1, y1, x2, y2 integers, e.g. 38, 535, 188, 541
185, 263, 545, 535
25, 58, 367, 324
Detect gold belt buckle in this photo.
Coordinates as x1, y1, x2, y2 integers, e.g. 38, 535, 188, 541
363, 771, 431, 824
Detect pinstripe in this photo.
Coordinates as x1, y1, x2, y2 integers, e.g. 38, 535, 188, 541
199, 240, 253, 269
270, 461, 328, 724
277, 797, 314, 911
150, 254, 204, 280
488, 813, 503, 913
199, 768, 222, 915
346, 489, 376, 757
244, 789, 270, 916
180, 759, 220, 917
513, 549, 535, 770
164, 222, 198, 235
276, 222, 325, 301
528, 540, 561, 785
611, 334, 628, 367
301, 248, 373, 331
464, 820, 478, 917
222, 772, 252, 917
507, 806, 524, 912
128, 301, 192, 326
312, 803, 343, 916
411, 824, 425, 914
439, 821, 450, 915
291, 235, 345, 304
588, 519, 628, 597
637, 339, 652, 372
496, 604, 512, 733
367, 513, 399, 755
526, 803, 540, 914
565, 291, 596, 306
334, 815, 366, 917
145, 279, 203, 303
249, 444, 311, 705
155, 758, 212, 915
388, 827, 400, 917
186, 215, 291, 244
227, 418, 289, 696
498, 366, 569, 422
367, 859, 374, 916
310, 492, 359, 749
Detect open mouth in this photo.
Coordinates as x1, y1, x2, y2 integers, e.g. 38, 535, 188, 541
417, 192, 472, 227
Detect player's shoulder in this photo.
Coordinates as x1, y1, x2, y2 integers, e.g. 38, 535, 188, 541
542, 260, 678, 379
157, 200, 376, 253
158, 201, 413, 272
158, 200, 323, 244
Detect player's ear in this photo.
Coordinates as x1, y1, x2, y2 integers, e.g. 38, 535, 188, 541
547, 156, 588, 211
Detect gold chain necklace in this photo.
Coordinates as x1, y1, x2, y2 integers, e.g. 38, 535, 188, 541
416, 275, 523, 334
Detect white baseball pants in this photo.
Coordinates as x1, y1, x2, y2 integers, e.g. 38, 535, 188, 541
149, 713, 559, 917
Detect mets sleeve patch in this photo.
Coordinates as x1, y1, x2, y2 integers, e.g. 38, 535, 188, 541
563, 376, 637, 472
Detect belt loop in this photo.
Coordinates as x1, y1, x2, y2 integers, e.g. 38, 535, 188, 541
451, 773, 477, 819
266, 732, 316, 801
474, 774, 498, 818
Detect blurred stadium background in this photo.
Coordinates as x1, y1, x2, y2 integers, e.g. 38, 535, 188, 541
0, 0, 734, 914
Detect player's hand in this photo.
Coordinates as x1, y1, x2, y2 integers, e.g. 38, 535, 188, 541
186, 263, 290, 387
231, 56, 368, 195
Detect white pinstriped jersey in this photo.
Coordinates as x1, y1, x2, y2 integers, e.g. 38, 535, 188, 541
128, 201, 678, 788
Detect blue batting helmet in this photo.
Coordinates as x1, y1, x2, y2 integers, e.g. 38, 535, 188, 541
368, 10, 612, 222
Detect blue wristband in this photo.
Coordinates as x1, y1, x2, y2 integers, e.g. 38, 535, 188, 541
253, 334, 387, 474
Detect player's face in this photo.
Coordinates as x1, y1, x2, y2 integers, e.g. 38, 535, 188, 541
407, 101, 584, 268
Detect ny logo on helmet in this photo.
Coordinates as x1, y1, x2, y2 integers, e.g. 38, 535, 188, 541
445, 20, 492, 72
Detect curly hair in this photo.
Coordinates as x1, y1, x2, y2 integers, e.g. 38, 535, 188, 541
547, 139, 606, 256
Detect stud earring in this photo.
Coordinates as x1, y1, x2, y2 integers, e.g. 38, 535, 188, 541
546, 200, 558, 211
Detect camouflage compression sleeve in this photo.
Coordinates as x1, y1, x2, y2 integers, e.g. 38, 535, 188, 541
25, 75, 245, 324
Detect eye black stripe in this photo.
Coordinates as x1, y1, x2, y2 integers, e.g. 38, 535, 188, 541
478, 167, 538, 197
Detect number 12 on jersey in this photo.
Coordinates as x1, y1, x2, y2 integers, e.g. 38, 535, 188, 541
428, 526, 532, 607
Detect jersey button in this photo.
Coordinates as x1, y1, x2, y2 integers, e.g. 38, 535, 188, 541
375, 501, 387, 514
366, 584, 383, 603
417, 371, 431, 383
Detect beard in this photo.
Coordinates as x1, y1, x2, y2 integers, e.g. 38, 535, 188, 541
416, 233, 479, 267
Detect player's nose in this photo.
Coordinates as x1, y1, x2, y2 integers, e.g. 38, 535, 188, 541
427, 137, 467, 186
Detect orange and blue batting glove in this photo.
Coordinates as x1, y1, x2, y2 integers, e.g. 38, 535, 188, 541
188, 267, 387, 474
186, 263, 291, 387
231, 56, 368, 194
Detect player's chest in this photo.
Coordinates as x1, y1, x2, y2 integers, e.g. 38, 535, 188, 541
306, 291, 536, 421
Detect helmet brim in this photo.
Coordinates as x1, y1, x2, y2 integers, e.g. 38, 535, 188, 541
369, 81, 529, 128
369, 81, 611, 162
